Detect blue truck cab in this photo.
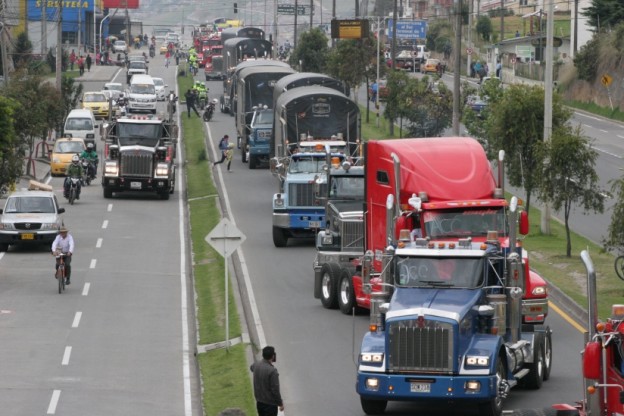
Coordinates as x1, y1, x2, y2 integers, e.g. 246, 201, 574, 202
271, 141, 347, 247
243, 106, 273, 169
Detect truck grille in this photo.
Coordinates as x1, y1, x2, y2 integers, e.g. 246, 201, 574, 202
289, 183, 326, 207
121, 152, 152, 177
388, 320, 453, 373
341, 219, 363, 251
15, 223, 42, 230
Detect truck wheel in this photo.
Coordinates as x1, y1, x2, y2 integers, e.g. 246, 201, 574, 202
103, 187, 113, 199
320, 263, 341, 309
339, 270, 363, 314
249, 155, 257, 169
360, 398, 387, 415
543, 328, 552, 381
525, 332, 545, 389
479, 359, 506, 416
272, 226, 288, 247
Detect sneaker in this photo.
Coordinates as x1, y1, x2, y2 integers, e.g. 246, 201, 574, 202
65, 279, 70, 285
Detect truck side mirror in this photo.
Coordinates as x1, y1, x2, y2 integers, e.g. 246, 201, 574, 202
519, 211, 529, 235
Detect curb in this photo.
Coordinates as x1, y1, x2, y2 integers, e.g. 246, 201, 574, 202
546, 278, 589, 328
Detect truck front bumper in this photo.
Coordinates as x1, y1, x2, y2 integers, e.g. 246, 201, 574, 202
357, 372, 497, 402
103, 176, 171, 192
273, 209, 324, 230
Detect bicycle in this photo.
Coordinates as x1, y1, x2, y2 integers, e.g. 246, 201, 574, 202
615, 255, 624, 280
54, 251, 68, 293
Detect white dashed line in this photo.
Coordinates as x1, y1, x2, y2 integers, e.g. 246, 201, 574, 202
71, 311, 82, 328
107, 203, 113, 212
89, 259, 97, 269
583, 124, 593, 129
618, 135, 624, 139
82, 283, 90, 296
102, 220, 108, 229
96, 238, 103, 248
600, 129, 608, 133
62, 347, 72, 365
47, 390, 61, 414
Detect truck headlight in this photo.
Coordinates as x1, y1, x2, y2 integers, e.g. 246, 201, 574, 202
40, 223, 59, 231
0, 222, 15, 230
532, 286, 547, 296
465, 356, 489, 366
104, 161, 119, 176
155, 163, 169, 177
274, 195, 284, 208
365, 378, 380, 391
322, 233, 333, 245
465, 380, 481, 392
360, 353, 384, 363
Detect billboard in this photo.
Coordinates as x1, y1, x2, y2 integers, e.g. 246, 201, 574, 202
102, 0, 140, 8
28, 0, 97, 32
387, 19, 427, 39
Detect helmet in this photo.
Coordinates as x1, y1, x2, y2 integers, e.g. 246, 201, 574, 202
212, 98, 218, 105
87, 143, 94, 150
71, 155, 80, 164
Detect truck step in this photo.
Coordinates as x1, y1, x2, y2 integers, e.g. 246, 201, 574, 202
514, 368, 529, 381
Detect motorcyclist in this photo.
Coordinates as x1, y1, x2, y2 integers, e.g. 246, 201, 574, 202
192, 81, 208, 108
64, 155, 84, 200
149, 43, 155, 57
80, 143, 98, 178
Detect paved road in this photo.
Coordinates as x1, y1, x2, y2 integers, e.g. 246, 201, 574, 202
0, 52, 201, 416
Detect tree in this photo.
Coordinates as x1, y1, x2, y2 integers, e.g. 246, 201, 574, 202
604, 178, 624, 252
582, 0, 624, 32
404, 77, 453, 137
13, 32, 33, 69
325, 36, 378, 95
289, 28, 329, 73
573, 36, 600, 82
381, 70, 412, 136
476, 16, 493, 41
425, 20, 452, 53
0, 96, 22, 188
471, 84, 571, 212
537, 125, 604, 257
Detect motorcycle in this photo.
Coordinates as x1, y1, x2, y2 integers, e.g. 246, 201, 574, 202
65, 177, 81, 205
149, 45, 155, 58
203, 101, 216, 122
115, 95, 127, 117
80, 159, 97, 185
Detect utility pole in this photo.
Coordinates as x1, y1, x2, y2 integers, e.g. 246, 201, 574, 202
274, 0, 278, 46
310, 0, 313, 28
78, 3, 82, 54
500, 0, 504, 42
41, 0, 47, 54
389, 0, 397, 136
332, 0, 335, 47
294, 0, 298, 49
452, 0, 462, 135
573, 0, 578, 55
540, 0, 554, 234
467, 0, 472, 77
56, 0, 63, 91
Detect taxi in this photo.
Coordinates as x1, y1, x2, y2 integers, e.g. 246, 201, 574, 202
160, 44, 169, 54
50, 137, 86, 177
422, 58, 441, 74
81, 91, 110, 119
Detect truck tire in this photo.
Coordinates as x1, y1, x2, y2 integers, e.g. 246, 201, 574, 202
360, 398, 387, 415
479, 358, 506, 416
525, 332, 545, 389
543, 327, 552, 381
320, 263, 341, 309
339, 270, 363, 314
272, 226, 288, 247
249, 155, 257, 169
103, 187, 113, 199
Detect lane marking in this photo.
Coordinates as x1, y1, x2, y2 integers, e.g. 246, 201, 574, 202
71, 311, 82, 328
582, 123, 593, 129
600, 129, 608, 133
107, 203, 113, 212
47, 390, 61, 414
62, 346, 72, 365
82, 283, 90, 296
89, 259, 97, 269
102, 220, 108, 229
550, 301, 586, 333
96, 238, 103, 248
0, 252, 4, 260
618, 135, 624, 139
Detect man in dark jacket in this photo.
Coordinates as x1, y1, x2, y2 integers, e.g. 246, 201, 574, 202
250, 346, 284, 416
184, 89, 200, 118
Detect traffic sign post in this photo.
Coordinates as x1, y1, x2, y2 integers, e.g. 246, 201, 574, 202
386, 19, 427, 39
206, 218, 246, 350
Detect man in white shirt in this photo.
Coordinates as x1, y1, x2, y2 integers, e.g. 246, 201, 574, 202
51, 227, 75, 284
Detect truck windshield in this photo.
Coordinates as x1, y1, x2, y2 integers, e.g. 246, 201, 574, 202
288, 156, 326, 174
117, 123, 161, 147
422, 207, 507, 239
394, 256, 485, 288
329, 176, 364, 200
252, 110, 273, 125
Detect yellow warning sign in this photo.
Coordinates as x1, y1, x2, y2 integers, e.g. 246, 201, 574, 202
601, 74, 612, 87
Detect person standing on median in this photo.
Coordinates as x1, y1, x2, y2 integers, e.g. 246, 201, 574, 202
250, 346, 284, 416
184, 89, 200, 118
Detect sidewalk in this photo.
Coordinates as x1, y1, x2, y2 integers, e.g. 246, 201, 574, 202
73, 63, 122, 83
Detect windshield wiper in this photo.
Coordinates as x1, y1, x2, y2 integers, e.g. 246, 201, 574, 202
419, 280, 454, 287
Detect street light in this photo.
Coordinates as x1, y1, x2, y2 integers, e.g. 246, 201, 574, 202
99, 14, 111, 59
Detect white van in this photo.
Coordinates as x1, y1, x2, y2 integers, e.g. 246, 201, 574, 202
127, 74, 157, 114
63, 108, 97, 149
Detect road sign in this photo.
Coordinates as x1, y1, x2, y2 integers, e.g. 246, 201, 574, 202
387, 19, 427, 39
466, 47, 473, 55
277, 4, 312, 15
205, 218, 246, 258
601, 74, 613, 87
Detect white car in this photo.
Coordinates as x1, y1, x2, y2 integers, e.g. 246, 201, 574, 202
113, 40, 128, 53
103, 82, 124, 100
152, 77, 168, 101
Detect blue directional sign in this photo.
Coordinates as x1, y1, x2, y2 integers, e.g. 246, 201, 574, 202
387, 20, 428, 39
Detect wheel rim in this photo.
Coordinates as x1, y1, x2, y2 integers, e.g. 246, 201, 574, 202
339, 278, 351, 306
494, 361, 505, 410
544, 334, 552, 372
321, 273, 331, 300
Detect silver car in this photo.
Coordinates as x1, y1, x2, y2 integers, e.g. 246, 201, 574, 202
0, 190, 65, 251
152, 77, 168, 101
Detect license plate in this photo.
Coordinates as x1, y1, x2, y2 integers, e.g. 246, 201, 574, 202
309, 221, 321, 228
410, 382, 431, 393
130, 181, 142, 189
21, 233, 34, 240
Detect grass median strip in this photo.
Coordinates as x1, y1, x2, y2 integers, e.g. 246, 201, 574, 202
178, 75, 255, 416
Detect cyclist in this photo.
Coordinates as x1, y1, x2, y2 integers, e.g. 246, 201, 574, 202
64, 155, 84, 200
80, 143, 98, 178
51, 227, 74, 285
